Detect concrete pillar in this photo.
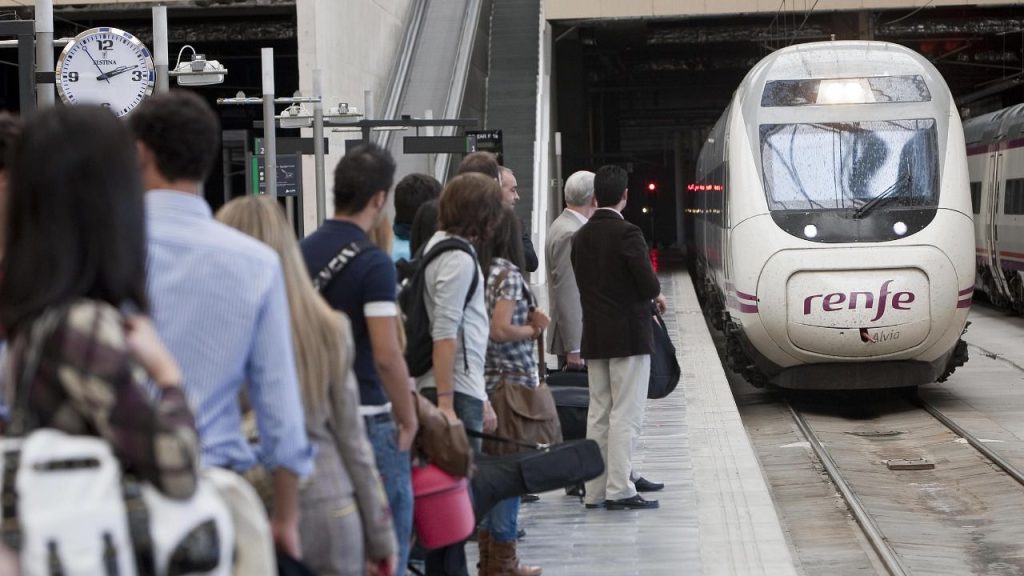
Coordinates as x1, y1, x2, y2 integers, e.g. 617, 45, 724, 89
295, 0, 413, 234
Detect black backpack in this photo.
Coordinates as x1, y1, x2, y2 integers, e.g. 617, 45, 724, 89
398, 238, 479, 378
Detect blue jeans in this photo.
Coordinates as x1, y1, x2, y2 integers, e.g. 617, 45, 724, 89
365, 415, 413, 573
480, 496, 519, 542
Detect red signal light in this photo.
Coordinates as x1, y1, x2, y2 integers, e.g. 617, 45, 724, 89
647, 182, 656, 192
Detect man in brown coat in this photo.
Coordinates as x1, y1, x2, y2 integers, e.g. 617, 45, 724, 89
571, 165, 666, 510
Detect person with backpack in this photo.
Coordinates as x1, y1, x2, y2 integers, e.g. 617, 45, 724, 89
411, 172, 504, 575
300, 143, 418, 573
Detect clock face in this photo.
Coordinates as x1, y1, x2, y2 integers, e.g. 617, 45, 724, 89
55, 27, 156, 117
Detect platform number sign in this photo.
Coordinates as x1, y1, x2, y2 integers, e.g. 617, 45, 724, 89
56, 27, 156, 117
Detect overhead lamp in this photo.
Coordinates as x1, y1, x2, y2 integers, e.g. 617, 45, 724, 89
170, 45, 227, 87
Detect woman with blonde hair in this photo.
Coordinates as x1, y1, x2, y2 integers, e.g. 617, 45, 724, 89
217, 196, 396, 576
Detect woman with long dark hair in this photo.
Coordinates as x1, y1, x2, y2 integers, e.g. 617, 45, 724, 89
477, 208, 548, 576
0, 105, 198, 499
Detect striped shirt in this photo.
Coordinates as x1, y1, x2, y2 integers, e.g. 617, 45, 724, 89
145, 190, 313, 477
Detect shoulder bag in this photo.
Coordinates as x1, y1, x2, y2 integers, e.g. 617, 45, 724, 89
648, 309, 681, 400
482, 276, 563, 456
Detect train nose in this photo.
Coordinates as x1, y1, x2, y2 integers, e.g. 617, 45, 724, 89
786, 270, 930, 357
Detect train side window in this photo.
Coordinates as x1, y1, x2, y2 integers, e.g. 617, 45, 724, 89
1005, 179, 1024, 215
970, 182, 981, 214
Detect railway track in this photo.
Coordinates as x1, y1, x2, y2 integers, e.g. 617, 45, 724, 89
787, 393, 1024, 575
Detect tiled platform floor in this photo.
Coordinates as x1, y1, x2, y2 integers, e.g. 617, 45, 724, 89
500, 270, 798, 576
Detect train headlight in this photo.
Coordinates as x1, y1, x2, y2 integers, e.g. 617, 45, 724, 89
817, 79, 874, 105
803, 224, 818, 239
893, 221, 908, 236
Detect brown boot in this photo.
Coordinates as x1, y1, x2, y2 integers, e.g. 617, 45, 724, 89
477, 529, 493, 576
490, 539, 542, 576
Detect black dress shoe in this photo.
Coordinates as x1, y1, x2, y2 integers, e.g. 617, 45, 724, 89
605, 495, 659, 510
565, 484, 585, 497
634, 476, 664, 492
517, 528, 527, 539
584, 502, 604, 509
521, 493, 540, 503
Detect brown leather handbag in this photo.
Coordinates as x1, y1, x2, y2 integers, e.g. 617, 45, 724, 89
412, 391, 474, 478
483, 335, 563, 456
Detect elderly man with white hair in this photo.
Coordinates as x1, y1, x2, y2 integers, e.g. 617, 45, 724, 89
546, 170, 665, 499
545, 170, 597, 370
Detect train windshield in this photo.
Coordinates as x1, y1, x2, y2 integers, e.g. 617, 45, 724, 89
759, 119, 938, 213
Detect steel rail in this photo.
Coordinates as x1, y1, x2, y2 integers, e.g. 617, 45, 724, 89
786, 403, 910, 576
918, 399, 1024, 488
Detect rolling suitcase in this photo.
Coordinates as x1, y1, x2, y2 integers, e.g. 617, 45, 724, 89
549, 385, 589, 441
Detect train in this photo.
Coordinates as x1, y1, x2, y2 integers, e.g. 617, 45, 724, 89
691, 40, 974, 389
963, 104, 1024, 313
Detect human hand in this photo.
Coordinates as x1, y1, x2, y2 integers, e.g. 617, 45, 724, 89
483, 401, 498, 433
528, 309, 550, 334
439, 404, 460, 425
397, 420, 417, 452
125, 315, 182, 388
566, 351, 585, 370
271, 516, 302, 560
367, 555, 396, 576
654, 294, 668, 314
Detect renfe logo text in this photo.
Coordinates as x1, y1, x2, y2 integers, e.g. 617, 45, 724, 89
803, 280, 914, 322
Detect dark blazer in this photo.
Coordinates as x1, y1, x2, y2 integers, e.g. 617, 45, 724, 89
571, 209, 661, 359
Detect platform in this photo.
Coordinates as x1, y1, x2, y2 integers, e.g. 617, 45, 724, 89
509, 269, 798, 576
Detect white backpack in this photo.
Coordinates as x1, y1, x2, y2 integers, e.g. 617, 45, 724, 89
1, 311, 235, 576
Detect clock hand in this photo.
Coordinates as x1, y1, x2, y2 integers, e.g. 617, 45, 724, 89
96, 64, 138, 82
83, 48, 112, 84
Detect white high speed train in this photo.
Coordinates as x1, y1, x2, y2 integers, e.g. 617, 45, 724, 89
963, 104, 1024, 313
692, 41, 974, 389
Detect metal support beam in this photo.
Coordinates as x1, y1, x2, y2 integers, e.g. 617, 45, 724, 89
261, 47, 277, 198
0, 21, 36, 113
152, 6, 169, 94
313, 69, 326, 225
35, 0, 54, 108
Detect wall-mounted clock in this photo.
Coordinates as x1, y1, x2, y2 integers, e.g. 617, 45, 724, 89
55, 27, 156, 117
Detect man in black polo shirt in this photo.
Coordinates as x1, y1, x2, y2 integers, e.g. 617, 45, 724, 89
301, 143, 418, 570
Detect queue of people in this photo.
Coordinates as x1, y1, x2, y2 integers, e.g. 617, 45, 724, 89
0, 89, 667, 576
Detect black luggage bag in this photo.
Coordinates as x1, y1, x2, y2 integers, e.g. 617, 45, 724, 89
545, 367, 588, 388
549, 385, 589, 441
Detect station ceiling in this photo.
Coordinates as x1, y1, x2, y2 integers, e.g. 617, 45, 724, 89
556, 5, 1024, 157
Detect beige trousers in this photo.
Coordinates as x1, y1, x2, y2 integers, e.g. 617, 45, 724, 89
584, 354, 650, 503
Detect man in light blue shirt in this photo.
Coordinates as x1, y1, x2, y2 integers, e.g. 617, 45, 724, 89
131, 91, 313, 559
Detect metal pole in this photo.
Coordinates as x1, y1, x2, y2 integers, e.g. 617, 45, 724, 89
152, 6, 169, 93
362, 89, 374, 142
424, 108, 435, 179
261, 47, 277, 197
35, 0, 54, 108
313, 68, 326, 225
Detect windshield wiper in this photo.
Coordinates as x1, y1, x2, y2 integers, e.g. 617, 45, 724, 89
852, 172, 911, 219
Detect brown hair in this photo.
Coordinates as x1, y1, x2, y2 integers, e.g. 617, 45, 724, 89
479, 207, 524, 273
439, 173, 504, 246
456, 151, 500, 180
